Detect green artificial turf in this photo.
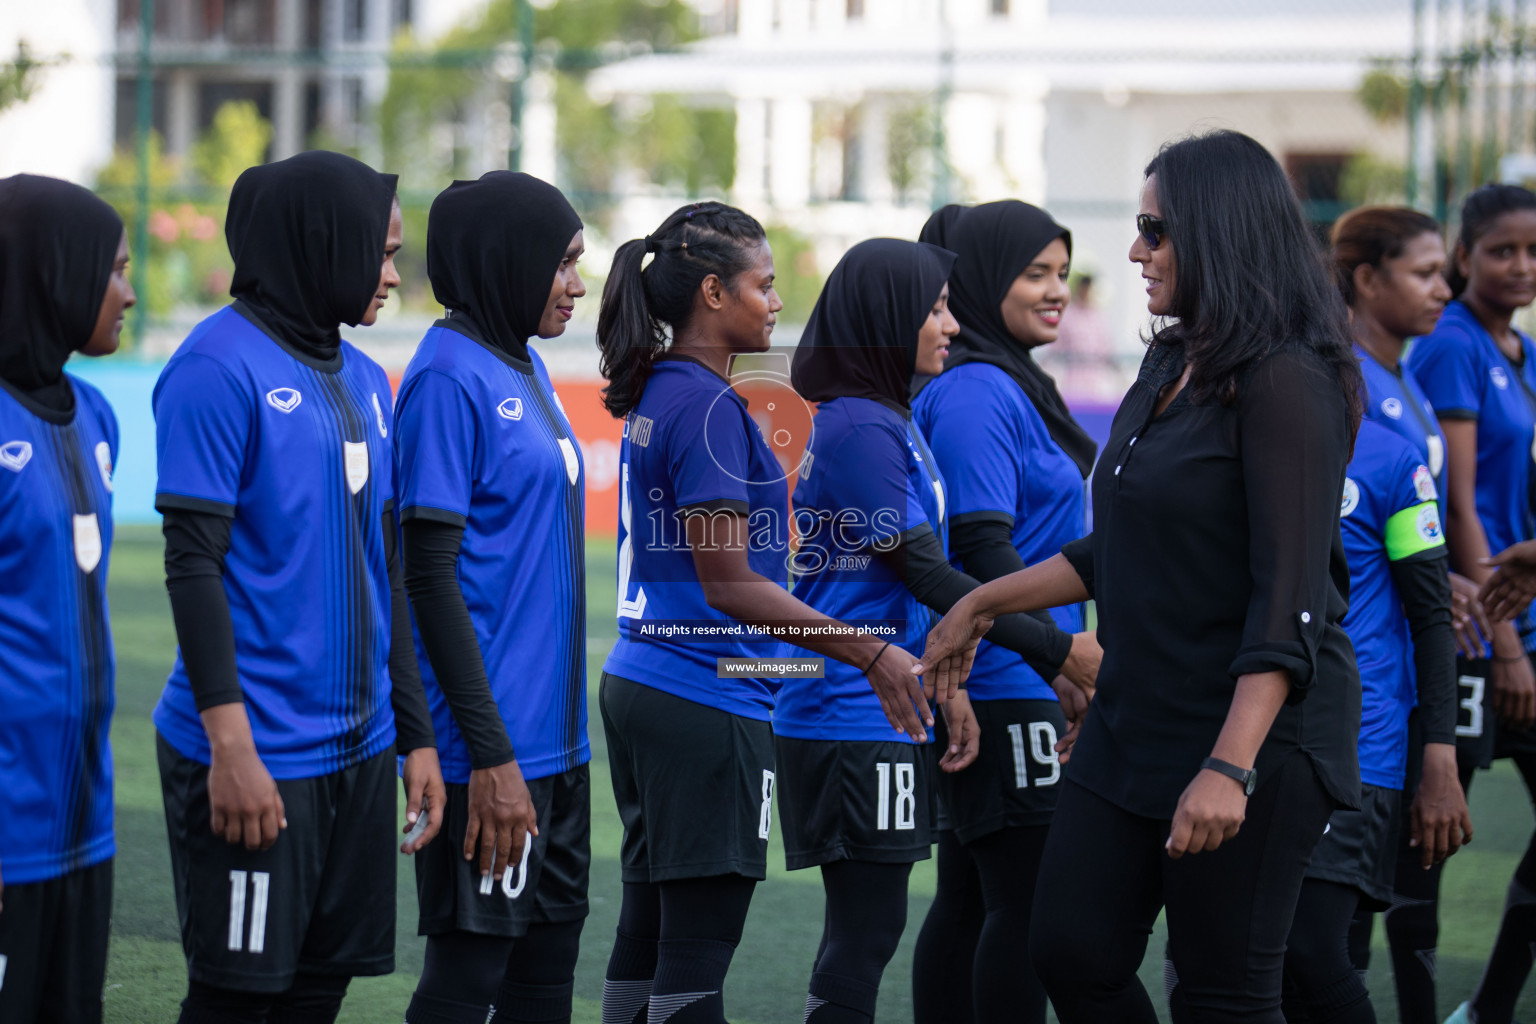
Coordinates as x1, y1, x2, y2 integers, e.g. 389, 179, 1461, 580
100, 527, 1535, 1022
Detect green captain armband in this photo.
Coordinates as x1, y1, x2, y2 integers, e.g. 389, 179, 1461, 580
1384, 501, 1446, 561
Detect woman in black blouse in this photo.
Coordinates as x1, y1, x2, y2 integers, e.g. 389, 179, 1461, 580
917, 129, 1364, 1021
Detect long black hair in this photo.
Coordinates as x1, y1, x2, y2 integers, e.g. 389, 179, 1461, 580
596, 200, 767, 417
1145, 130, 1362, 431
1446, 183, 1536, 299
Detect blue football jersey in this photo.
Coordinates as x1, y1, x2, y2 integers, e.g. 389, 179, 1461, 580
394, 323, 589, 784
1408, 299, 1536, 648
773, 396, 945, 743
153, 305, 397, 779
0, 378, 117, 885
1358, 346, 1447, 500
602, 357, 791, 720
913, 363, 1086, 702
1340, 420, 1447, 789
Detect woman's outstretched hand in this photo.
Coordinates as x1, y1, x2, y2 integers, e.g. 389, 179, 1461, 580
939, 691, 981, 773
1481, 541, 1536, 623
913, 594, 995, 698
865, 643, 934, 743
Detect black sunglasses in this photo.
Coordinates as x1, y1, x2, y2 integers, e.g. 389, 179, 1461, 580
1136, 214, 1167, 251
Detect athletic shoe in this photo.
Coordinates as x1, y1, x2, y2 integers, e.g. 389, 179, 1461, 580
1443, 1002, 1473, 1024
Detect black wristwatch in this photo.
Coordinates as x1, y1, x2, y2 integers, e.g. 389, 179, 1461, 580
1201, 756, 1256, 796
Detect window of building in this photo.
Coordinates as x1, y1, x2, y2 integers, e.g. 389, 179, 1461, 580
847, 0, 864, 20
1284, 151, 1352, 229
991, 0, 1009, 14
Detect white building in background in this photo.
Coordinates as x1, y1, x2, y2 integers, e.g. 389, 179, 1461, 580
590, 0, 1415, 395
0, 0, 118, 182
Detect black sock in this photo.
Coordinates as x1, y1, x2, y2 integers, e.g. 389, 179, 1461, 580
910, 831, 982, 1024
490, 980, 575, 1023
487, 919, 581, 1024
805, 972, 879, 1024
407, 992, 494, 1024
647, 939, 736, 1023
178, 982, 272, 1024
604, 883, 661, 1024
409, 931, 517, 1023
804, 861, 911, 1024
1283, 880, 1375, 1024
969, 826, 1050, 1024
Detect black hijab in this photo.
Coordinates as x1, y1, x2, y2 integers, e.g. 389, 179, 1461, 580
0, 175, 124, 413
226, 151, 398, 363
791, 238, 956, 414
427, 171, 583, 362
918, 203, 968, 249
944, 199, 1098, 477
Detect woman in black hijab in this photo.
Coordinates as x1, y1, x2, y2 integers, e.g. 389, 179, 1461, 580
0, 174, 133, 1024
909, 201, 1100, 1024
393, 171, 593, 1024
152, 150, 442, 1024
776, 237, 1090, 1023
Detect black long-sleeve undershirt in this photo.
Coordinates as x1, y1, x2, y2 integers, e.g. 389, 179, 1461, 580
873, 522, 1073, 679
162, 505, 436, 753
400, 517, 516, 770
1390, 552, 1458, 748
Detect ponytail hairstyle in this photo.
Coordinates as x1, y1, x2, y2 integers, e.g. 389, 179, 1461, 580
1446, 183, 1536, 299
1330, 206, 1442, 306
596, 201, 768, 417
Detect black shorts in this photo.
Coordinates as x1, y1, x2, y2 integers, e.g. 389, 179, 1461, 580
1304, 782, 1402, 910
414, 764, 591, 938
775, 734, 935, 870
1456, 657, 1497, 769
600, 673, 776, 884
937, 698, 1065, 845
0, 858, 112, 1023
157, 733, 398, 992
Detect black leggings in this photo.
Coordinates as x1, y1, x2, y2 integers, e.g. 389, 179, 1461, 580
911, 832, 983, 1024
968, 825, 1051, 1023
805, 860, 912, 1023
1030, 752, 1333, 1024
178, 975, 352, 1024
1281, 879, 1375, 1023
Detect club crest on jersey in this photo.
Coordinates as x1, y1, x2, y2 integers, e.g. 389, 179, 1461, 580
1340, 478, 1359, 517
0, 440, 32, 472
372, 393, 388, 438
1491, 366, 1511, 390
343, 441, 369, 495
95, 441, 114, 492
73, 513, 102, 573
1381, 397, 1403, 420
497, 397, 524, 421
266, 388, 302, 413
1417, 504, 1444, 543
1413, 464, 1437, 502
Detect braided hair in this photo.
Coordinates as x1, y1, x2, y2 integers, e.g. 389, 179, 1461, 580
595, 201, 767, 417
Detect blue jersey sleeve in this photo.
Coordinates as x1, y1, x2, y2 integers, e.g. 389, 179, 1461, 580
666, 394, 754, 511
815, 419, 927, 547
395, 369, 477, 525
153, 353, 253, 516
1411, 326, 1485, 420
1385, 446, 1445, 562
923, 375, 1022, 522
